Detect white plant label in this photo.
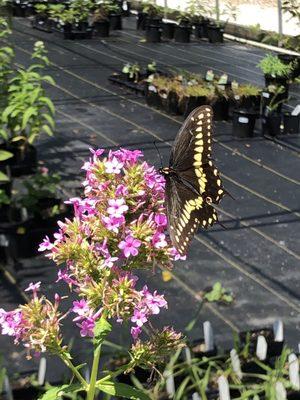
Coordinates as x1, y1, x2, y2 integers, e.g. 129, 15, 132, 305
0, 234, 9, 247
238, 117, 249, 124
38, 357, 47, 386
292, 105, 300, 116
122, 1, 128, 11
230, 349, 242, 379
218, 375, 231, 400
256, 335, 267, 360
262, 92, 270, 98
192, 393, 201, 400
275, 382, 287, 400
288, 353, 300, 389
161, 93, 167, 99
203, 321, 214, 351
164, 370, 175, 397
273, 320, 284, 342
184, 347, 192, 364
148, 85, 157, 93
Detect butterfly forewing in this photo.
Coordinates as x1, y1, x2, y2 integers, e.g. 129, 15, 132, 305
164, 105, 225, 255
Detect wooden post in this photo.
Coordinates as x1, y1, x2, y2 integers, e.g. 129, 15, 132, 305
277, 0, 283, 36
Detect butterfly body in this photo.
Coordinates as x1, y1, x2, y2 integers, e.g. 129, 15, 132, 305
160, 105, 225, 255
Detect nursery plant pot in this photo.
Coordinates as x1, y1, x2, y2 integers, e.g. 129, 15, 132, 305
136, 12, 148, 30
146, 16, 162, 28
32, 15, 52, 33
161, 21, 175, 39
232, 109, 258, 138
283, 113, 300, 134
194, 19, 209, 38
120, 0, 130, 17
183, 95, 207, 118
207, 25, 224, 43
211, 97, 229, 121
232, 95, 261, 111
13, 1, 33, 17
174, 25, 190, 43
0, 142, 37, 177
278, 54, 300, 80
93, 20, 110, 37
162, 91, 180, 115
109, 13, 122, 30
262, 113, 282, 137
146, 84, 162, 109
146, 25, 161, 43
261, 90, 283, 114
239, 327, 284, 358
62, 23, 93, 40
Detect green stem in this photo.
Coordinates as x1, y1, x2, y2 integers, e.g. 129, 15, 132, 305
87, 344, 102, 400
60, 353, 87, 389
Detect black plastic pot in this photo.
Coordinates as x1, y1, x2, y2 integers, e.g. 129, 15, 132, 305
232, 95, 261, 111
207, 25, 224, 43
13, 2, 33, 17
0, 143, 37, 177
32, 15, 52, 33
262, 113, 282, 137
161, 21, 175, 39
174, 25, 190, 43
136, 12, 148, 30
62, 23, 93, 40
239, 327, 284, 358
283, 113, 300, 134
93, 20, 110, 37
146, 25, 161, 43
183, 95, 207, 118
161, 91, 180, 115
211, 97, 229, 121
233, 109, 258, 138
261, 89, 283, 114
278, 54, 300, 80
109, 13, 122, 30
146, 84, 162, 109
146, 16, 162, 28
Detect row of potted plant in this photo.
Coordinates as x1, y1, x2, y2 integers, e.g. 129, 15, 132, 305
136, 1, 235, 44
0, 21, 68, 263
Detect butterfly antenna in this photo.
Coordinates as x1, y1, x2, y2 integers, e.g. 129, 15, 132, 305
153, 141, 163, 168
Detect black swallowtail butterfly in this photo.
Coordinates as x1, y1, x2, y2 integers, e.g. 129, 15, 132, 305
159, 105, 225, 255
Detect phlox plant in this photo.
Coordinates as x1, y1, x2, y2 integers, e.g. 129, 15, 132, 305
0, 148, 185, 400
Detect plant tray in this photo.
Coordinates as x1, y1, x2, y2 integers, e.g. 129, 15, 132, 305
108, 74, 147, 95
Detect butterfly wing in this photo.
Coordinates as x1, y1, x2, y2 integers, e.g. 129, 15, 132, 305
165, 175, 218, 255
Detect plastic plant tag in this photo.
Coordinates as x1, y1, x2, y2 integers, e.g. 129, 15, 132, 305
218, 375, 230, 400
262, 92, 270, 98
0, 234, 9, 247
230, 349, 242, 379
273, 320, 284, 342
161, 93, 168, 99
218, 74, 228, 85
288, 353, 300, 389
234, 95, 240, 100
291, 105, 300, 116
84, 366, 90, 383
123, 1, 128, 11
184, 347, 192, 364
206, 70, 214, 81
203, 321, 214, 351
38, 357, 47, 386
256, 335, 267, 360
164, 370, 175, 397
4, 376, 13, 400
275, 382, 287, 400
192, 393, 201, 400
148, 85, 157, 93
231, 80, 239, 90
238, 117, 249, 124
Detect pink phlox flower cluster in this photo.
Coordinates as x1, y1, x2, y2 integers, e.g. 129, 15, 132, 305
118, 235, 141, 258
72, 300, 101, 338
130, 285, 168, 340
0, 308, 23, 339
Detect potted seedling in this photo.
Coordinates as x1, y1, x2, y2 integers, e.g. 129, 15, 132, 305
146, 61, 157, 76
232, 108, 258, 138
12, 0, 33, 17
106, 1, 122, 30
0, 19, 14, 112
183, 84, 215, 117
146, 21, 161, 43
0, 41, 55, 177
92, 4, 110, 37
7, 167, 70, 259
185, 0, 210, 39
261, 86, 286, 137
174, 13, 191, 43
258, 53, 293, 100
231, 82, 261, 111
283, 106, 300, 134
160, 7, 176, 39
32, 3, 52, 32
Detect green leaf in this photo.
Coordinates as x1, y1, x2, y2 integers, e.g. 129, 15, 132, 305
42, 124, 53, 137
22, 107, 37, 130
97, 381, 151, 400
40, 96, 55, 114
38, 383, 82, 400
93, 317, 112, 347
0, 171, 9, 182
11, 135, 26, 142
0, 150, 13, 161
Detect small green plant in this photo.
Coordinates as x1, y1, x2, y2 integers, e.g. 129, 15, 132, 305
18, 167, 61, 216
122, 62, 141, 82
147, 61, 157, 73
257, 53, 293, 77
0, 41, 55, 147
232, 83, 261, 98
265, 85, 287, 114
204, 281, 233, 304
0, 188, 10, 206
0, 18, 14, 111
185, 0, 209, 22
142, 2, 162, 18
